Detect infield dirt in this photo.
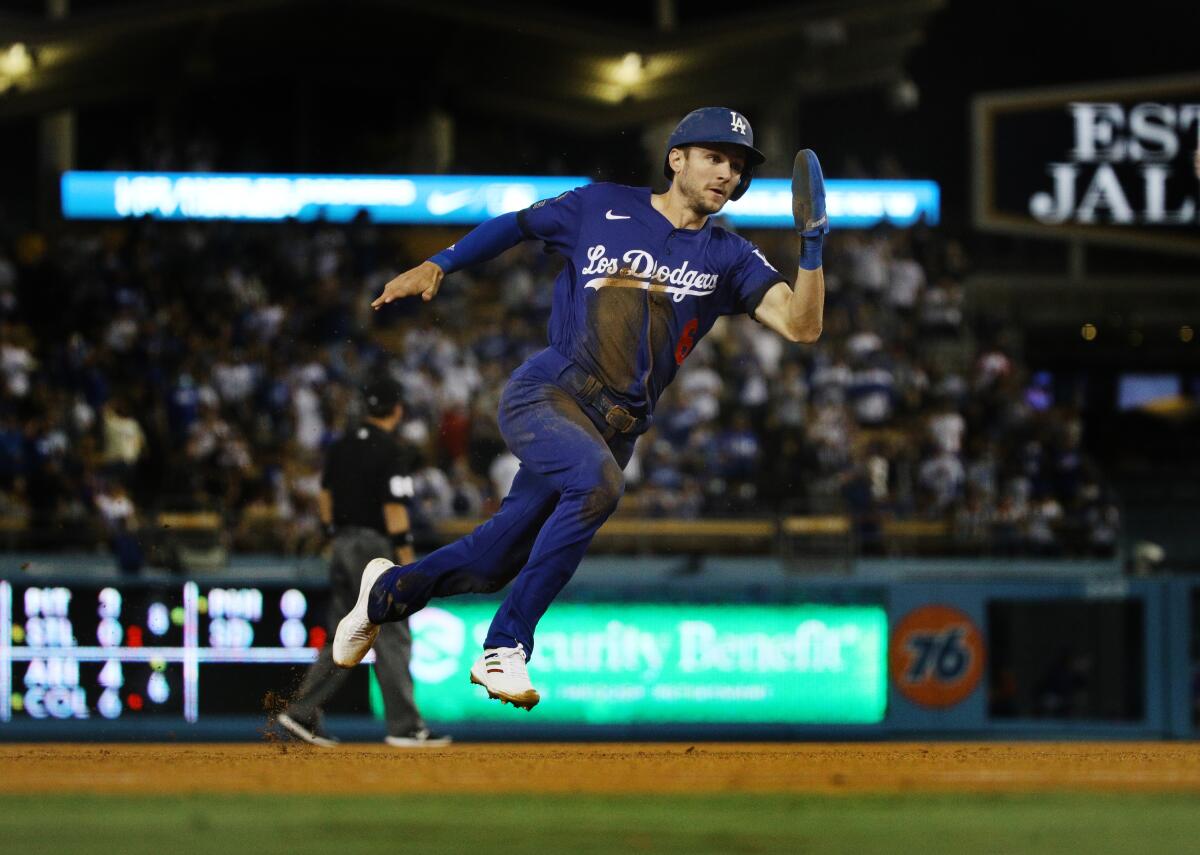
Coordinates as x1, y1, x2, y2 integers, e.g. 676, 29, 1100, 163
2, 742, 1199, 794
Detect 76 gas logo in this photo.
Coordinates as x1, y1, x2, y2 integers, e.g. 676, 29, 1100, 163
888, 605, 985, 708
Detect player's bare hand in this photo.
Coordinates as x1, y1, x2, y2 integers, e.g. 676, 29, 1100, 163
372, 261, 445, 309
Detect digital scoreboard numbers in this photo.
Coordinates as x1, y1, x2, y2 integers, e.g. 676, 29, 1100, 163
0, 581, 331, 722
196, 586, 332, 715
199, 586, 327, 653
5, 584, 185, 721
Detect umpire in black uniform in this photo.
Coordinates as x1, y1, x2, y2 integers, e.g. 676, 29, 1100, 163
278, 379, 449, 747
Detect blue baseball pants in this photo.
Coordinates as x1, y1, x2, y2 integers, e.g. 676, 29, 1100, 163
368, 348, 637, 656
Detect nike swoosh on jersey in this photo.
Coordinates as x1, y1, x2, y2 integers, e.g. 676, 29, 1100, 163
605, 210, 632, 220
427, 189, 476, 215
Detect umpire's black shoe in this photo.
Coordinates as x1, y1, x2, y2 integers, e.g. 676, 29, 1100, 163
277, 712, 340, 748
384, 727, 452, 748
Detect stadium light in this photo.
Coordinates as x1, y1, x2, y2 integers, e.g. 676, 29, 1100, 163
612, 52, 645, 87
0, 43, 35, 94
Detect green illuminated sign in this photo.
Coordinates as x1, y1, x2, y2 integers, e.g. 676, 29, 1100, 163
372, 603, 886, 724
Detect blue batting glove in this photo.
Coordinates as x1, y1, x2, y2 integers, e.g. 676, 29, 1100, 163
793, 149, 828, 236
794, 149, 828, 270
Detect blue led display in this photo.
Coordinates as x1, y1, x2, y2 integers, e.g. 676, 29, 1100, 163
61, 172, 940, 229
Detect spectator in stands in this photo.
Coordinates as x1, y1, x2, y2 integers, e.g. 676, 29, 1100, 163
0, 249, 17, 318
0, 205, 1121, 558
1081, 482, 1121, 557
848, 353, 897, 426
0, 319, 37, 399
844, 231, 889, 297
928, 397, 966, 455
809, 343, 852, 406
488, 450, 520, 509
918, 445, 965, 516
100, 398, 145, 486
918, 274, 964, 338
94, 478, 143, 574
886, 237, 925, 315
953, 485, 993, 554
1026, 493, 1064, 556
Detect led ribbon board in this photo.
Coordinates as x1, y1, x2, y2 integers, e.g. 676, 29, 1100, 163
726, 179, 940, 229
62, 172, 938, 229
60, 173, 590, 224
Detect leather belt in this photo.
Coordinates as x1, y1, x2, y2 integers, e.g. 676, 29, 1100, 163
558, 363, 648, 438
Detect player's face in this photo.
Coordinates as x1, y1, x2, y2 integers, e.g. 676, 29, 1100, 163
673, 144, 745, 215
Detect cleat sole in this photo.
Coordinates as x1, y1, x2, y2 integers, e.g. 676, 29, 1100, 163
470, 672, 540, 711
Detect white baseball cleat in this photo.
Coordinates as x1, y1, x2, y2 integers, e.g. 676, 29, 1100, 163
332, 557, 393, 667
469, 644, 540, 710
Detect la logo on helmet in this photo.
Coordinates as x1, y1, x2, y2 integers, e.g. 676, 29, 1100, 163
730, 112, 748, 134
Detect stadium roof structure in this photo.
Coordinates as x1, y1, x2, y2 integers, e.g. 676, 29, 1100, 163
0, 0, 945, 127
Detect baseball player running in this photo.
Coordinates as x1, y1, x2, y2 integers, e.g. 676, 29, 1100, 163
333, 107, 827, 710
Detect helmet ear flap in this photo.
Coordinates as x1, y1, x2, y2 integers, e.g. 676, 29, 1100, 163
730, 168, 753, 202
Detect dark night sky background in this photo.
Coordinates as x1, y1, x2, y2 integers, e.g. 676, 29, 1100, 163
0, 0, 1196, 236
860, 0, 1196, 228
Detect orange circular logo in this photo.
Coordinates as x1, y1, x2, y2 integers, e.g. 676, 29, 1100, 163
889, 605, 985, 708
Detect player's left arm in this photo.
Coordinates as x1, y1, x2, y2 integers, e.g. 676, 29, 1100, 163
753, 269, 824, 344
752, 149, 828, 344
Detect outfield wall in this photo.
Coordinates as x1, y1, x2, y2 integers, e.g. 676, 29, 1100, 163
0, 557, 1194, 741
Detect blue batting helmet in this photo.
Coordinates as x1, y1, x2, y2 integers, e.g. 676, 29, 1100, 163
662, 107, 766, 201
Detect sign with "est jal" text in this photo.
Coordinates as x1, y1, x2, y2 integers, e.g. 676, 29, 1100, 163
973, 73, 1200, 254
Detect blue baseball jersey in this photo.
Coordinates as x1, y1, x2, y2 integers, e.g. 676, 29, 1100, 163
517, 182, 784, 415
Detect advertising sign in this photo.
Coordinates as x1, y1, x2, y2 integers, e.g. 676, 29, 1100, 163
406, 602, 887, 724
973, 73, 1200, 253
889, 604, 985, 709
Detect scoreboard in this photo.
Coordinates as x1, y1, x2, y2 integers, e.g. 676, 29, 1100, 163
0, 580, 355, 723
1, 579, 888, 727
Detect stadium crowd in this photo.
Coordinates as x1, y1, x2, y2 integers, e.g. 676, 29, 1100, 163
0, 211, 1121, 565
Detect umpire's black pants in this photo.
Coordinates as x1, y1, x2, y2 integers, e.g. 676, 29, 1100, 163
286, 528, 423, 736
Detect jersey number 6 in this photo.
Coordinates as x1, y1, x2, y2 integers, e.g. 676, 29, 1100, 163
674, 319, 699, 365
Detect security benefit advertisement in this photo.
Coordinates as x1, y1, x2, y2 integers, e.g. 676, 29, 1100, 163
973, 74, 1200, 253
405, 603, 887, 724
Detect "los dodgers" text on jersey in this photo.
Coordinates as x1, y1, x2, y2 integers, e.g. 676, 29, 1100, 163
517, 182, 783, 414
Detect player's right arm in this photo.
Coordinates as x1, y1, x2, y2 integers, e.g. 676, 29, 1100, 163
371, 209, 527, 308
371, 260, 446, 308
372, 187, 585, 309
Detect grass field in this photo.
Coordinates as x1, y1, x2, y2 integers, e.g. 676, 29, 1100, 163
2, 743, 1199, 854
4, 793, 1200, 854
